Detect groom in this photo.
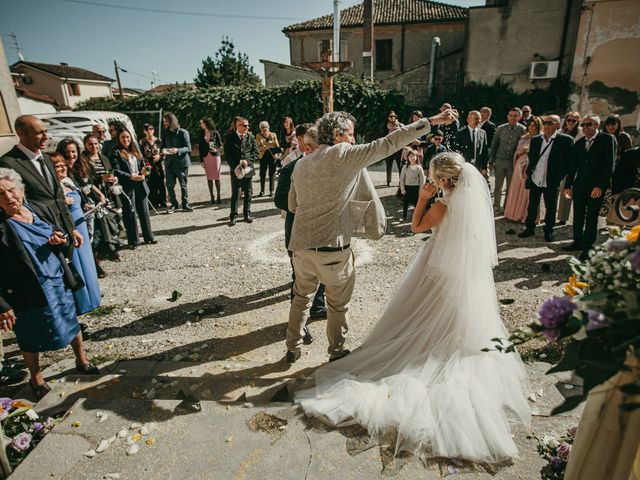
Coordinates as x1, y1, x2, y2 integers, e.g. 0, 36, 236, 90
285, 109, 457, 363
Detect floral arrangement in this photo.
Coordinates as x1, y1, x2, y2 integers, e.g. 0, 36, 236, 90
489, 225, 640, 414
1, 397, 60, 468
530, 426, 577, 480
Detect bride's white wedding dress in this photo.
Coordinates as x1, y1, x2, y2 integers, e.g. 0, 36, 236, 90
296, 163, 530, 463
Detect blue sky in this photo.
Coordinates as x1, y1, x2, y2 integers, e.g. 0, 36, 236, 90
2, 0, 483, 89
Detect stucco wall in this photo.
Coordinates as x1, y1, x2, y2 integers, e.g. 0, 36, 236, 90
17, 96, 57, 115
570, 0, 640, 130
0, 39, 20, 153
287, 21, 465, 82
262, 61, 319, 87
64, 81, 112, 108
464, 0, 576, 91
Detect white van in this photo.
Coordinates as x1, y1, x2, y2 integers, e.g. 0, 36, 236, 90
36, 111, 136, 153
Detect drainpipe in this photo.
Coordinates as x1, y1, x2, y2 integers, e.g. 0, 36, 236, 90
333, 0, 341, 62
557, 0, 574, 76
427, 37, 441, 99
400, 23, 406, 73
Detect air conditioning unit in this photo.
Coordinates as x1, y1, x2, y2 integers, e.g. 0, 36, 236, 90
529, 61, 559, 80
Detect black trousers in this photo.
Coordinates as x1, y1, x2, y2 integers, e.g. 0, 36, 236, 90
525, 184, 559, 234
572, 188, 604, 249
402, 185, 420, 217
147, 165, 167, 208
120, 187, 154, 246
230, 174, 252, 218
385, 151, 402, 185
259, 151, 277, 194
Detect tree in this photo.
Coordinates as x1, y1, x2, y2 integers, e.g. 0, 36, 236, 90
194, 36, 262, 88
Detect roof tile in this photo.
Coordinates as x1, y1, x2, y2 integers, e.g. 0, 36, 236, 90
11, 61, 114, 82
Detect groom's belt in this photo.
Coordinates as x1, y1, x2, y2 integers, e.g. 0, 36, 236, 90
310, 244, 350, 252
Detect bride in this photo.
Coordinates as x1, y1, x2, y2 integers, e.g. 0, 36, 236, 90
296, 152, 530, 463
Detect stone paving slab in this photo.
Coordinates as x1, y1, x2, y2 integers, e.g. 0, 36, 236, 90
11, 396, 580, 480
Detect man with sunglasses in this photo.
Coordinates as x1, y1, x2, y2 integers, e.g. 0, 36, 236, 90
562, 114, 616, 260
518, 115, 573, 242
224, 117, 258, 226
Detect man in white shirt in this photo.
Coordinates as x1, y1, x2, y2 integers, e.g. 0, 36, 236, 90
518, 115, 574, 242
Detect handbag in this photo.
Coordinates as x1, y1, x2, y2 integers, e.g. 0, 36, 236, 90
58, 253, 86, 292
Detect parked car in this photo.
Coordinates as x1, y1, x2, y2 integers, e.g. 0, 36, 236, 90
36, 111, 136, 153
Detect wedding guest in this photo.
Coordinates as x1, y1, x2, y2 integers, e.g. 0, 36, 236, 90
224, 116, 258, 226
92, 124, 107, 150
255, 121, 280, 197
517, 115, 573, 242
401, 141, 424, 169
140, 123, 167, 209
409, 110, 429, 151
102, 120, 124, 158
283, 124, 307, 167
383, 111, 404, 186
0, 168, 99, 400
423, 130, 447, 173
453, 110, 489, 174
557, 112, 583, 225
520, 105, 533, 126
438, 102, 460, 150
608, 146, 640, 226
285, 108, 457, 363
112, 128, 156, 248
50, 154, 102, 308
279, 116, 297, 162
490, 108, 526, 213
56, 137, 83, 172
399, 149, 425, 221
480, 107, 497, 150
504, 117, 541, 223
603, 114, 632, 166
162, 112, 192, 213
563, 114, 616, 260
274, 123, 327, 338
82, 134, 123, 260
195, 118, 222, 205
0, 115, 82, 255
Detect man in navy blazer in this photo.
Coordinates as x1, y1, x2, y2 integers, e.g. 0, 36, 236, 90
518, 115, 573, 242
224, 116, 258, 226
562, 114, 616, 260
161, 112, 192, 213
453, 110, 489, 174
0, 115, 82, 256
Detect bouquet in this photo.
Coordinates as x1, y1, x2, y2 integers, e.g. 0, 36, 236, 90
488, 225, 640, 414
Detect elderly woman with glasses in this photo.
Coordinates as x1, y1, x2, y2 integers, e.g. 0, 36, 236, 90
0, 168, 99, 400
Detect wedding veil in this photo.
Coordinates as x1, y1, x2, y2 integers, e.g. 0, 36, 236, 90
427, 162, 498, 278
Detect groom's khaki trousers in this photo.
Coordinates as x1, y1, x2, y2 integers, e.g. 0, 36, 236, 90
287, 247, 355, 356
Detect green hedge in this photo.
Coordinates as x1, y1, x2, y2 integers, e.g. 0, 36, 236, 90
76, 75, 574, 144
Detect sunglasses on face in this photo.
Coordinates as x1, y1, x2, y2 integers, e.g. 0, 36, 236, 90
581, 122, 594, 127
566, 118, 577, 123
542, 121, 554, 126
239, 124, 249, 127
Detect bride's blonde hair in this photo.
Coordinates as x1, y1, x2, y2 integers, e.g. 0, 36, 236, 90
429, 152, 464, 189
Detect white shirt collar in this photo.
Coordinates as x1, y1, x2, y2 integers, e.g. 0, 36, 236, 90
586, 130, 599, 142
17, 143, 41, 160
467, 125, 477, 133
542, 130, 559, 144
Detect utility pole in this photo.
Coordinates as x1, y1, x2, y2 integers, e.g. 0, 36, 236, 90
362, 0, 374, 81
113, 60, 123, 97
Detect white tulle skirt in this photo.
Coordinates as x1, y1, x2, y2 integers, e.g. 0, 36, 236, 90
295, 234, 531, 463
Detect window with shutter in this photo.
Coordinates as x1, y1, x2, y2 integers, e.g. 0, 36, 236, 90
375, 39, 393, 71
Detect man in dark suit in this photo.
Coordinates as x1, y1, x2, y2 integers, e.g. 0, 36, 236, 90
453, 110, 489, 174
520, 105, 533, 126
274, 124, 326, 339
161, 112, 192, 213
517, 115, 574, 242
562, 114, 616, 260
0, 115, 82, 255
224, 116, 258, 226
480, 107, 496, 150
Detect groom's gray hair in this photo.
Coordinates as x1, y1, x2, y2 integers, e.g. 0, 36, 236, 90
317, 111, 356, 145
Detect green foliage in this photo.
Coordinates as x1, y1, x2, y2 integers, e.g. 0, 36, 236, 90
194, 36, 261, 88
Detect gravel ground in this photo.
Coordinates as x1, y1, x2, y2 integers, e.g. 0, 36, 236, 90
3, 161, 581, 375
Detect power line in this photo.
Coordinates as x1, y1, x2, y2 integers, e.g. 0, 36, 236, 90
54, 0, 305, 21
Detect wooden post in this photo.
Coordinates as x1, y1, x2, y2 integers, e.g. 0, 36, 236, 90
113, 60, 123, 97
306, 49, 350, 113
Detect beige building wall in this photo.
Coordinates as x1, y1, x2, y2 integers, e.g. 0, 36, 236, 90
0, 39, 20, 154
261, 60, 319, 87
464, 0, 578, 92
287, 21, 465, 82
570, 0, 640, 130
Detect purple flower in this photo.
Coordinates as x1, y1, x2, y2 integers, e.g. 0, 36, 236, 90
549, 456, 564, 468
586, 309, 610, 331
0, 409, 7, 421
557, 442, 572, 461
10, 432, 32, 452
568, 426, 578, 437
0, 397, 13, 411
33, 422, 44, 434
605, 239, 630, 251
630, 248, 640, 271
538, 297, 577, 342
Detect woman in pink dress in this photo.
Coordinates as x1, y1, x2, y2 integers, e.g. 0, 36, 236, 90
198, 118, 223, 204
504, 117, 542, 223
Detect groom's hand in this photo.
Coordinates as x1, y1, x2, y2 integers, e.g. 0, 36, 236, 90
429, 109, 458, 126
